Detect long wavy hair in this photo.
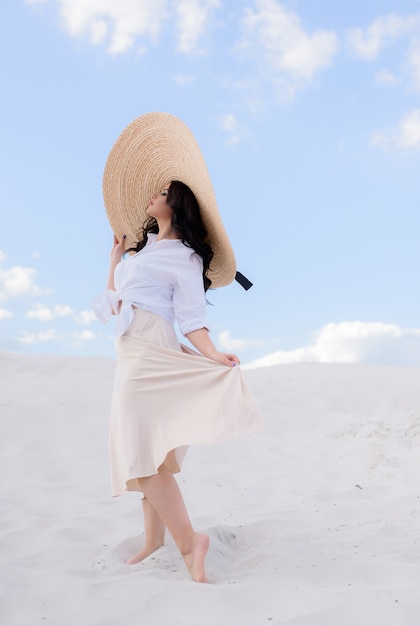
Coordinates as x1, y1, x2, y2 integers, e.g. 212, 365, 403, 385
127, 180, 214, 291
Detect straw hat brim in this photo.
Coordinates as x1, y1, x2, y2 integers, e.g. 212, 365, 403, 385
102, 112, 236, 288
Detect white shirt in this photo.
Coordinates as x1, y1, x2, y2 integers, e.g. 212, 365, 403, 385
92, 233, 208, 337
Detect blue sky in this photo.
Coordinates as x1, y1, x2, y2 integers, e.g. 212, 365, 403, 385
1, 0, 420, 366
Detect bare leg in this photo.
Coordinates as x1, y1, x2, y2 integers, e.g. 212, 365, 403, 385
126, 497, 166, 564
138, 465, 209, 583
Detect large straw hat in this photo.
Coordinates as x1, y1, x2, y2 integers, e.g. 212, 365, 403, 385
102, 112, 236, 288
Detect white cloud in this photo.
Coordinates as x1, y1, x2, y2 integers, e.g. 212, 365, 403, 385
174, 0, 220, 54
174, 74, 195, 86
347, 13, 420, 93
26, 303, 74, 321
396, 109, 420, 147
74, 310, 97, 325
373, 69, 399, 87
90, 18, 108, 45
56, 304, 74, 317
407, 42, 420, 90
347, 13, 420, 60
240, 0, 338, 97
217, 329, 266, 352
0, 265, 43, 301
370, 131, 389, 148
18, 327, 96, 345
220, 113, 237, 133
371, 109, 420, 150
0, 251, 6, 262
219, 113, 242, 145
73, 330, 96, 340
244, 321, 420, 369
25, 0, 219, 55
57, 0, 167, 54
18, 329, 61, 344
26, 304, 97, 325
0, 309, 13, 320
26, 306, 53, 321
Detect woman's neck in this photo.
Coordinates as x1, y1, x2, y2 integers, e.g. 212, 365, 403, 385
155, 219, 179, 241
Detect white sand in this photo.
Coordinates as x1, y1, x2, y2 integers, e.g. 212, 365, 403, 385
1, 351, 420, 625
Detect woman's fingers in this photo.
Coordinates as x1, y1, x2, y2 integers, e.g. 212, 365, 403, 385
227, 353, 240, 365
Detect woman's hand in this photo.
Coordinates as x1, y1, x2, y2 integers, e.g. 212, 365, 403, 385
110, 234, 126, 264
185, 328, 240, 367
208, 350, 240, 367
107, 235, 126, 291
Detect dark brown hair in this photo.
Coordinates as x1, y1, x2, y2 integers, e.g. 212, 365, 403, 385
128, 180, 214, 291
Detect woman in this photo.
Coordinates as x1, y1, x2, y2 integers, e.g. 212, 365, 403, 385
93, 114, 262, 584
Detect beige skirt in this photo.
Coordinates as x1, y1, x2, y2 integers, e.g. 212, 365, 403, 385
110, 308, 263, 496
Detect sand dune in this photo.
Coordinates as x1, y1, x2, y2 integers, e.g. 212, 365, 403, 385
1, 351, 420, 625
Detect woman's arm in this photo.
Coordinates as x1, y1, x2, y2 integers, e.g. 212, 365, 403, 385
106, 235, 125, 313
92, 235, 126, 323
107, 234, 125, 289
185, 327, 240, 367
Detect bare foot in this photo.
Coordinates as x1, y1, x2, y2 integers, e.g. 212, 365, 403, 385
182, 533, 210, 583
126, 540, 164, 565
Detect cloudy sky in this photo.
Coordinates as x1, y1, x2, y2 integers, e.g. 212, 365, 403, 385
1, 0, 420, 366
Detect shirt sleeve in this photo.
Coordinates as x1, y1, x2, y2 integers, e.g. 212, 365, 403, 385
173, 251, 209, 335
91, 289, 121, 324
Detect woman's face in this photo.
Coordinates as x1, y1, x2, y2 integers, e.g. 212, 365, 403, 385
146, 188, 173, 221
